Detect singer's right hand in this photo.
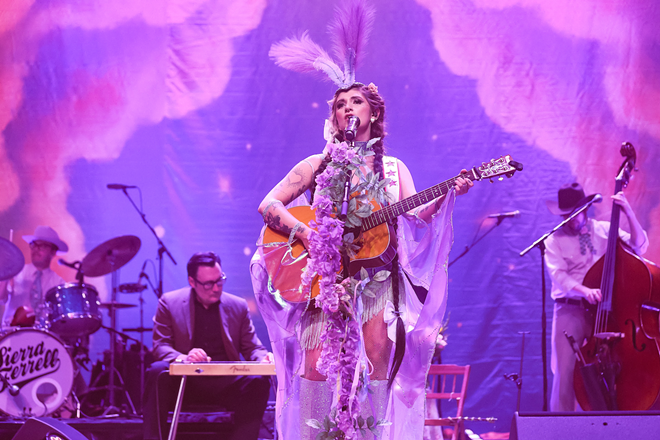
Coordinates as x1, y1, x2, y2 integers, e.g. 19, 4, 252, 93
300, 226, 312, 252
575, 285, 602, 304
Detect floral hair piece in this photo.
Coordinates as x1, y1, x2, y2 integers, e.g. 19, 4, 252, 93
268, 0, 375, 88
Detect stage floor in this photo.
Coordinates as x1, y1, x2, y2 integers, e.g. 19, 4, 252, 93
0, 407, 277, 440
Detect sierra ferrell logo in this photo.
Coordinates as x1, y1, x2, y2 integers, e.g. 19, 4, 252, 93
0, 340, 61, 392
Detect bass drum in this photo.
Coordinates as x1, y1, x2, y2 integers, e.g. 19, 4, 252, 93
0, 328, 74, 417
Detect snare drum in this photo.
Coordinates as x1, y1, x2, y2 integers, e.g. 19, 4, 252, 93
45, 283, 102, 337
0, 328, 74, 417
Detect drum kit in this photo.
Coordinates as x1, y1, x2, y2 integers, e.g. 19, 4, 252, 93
0, 235, 151, 419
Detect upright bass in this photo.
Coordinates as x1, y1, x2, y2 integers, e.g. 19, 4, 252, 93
574, 143, 660, 410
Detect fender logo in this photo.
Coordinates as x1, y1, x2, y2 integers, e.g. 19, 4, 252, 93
230, 365, 250, 373
0, 342, 61, 392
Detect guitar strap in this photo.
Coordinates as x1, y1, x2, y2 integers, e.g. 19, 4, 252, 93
383, 155, 400, 203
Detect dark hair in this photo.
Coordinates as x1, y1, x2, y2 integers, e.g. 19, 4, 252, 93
311, 83, 387, 199
187, 252, 222, 279
329, 83, 386, 147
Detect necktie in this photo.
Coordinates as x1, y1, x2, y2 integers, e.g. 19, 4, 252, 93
31, 270, 43, 311
579, 232, 596, 256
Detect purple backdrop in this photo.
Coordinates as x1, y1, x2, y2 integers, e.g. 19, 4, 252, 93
1, 0, 659, 433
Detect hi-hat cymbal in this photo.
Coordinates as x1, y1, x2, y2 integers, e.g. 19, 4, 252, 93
100, 301, 137, 310
82, 235, 141, 277
0, 237, 25, 281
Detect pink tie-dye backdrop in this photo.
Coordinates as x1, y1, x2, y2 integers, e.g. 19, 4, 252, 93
1, 0, 658, 431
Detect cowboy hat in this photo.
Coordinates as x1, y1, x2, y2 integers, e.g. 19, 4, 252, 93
545, 182, 600, 216
22, 225, 69, 253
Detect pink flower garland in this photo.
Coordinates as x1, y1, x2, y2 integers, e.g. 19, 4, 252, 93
302, 141, 364, 439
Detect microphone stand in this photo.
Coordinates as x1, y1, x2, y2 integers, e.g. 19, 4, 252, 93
449, 216, 508, 267
504, 331, 529, 413
339, 139, 354, 281
117, 188, 176, 298
519, 197, 600, 411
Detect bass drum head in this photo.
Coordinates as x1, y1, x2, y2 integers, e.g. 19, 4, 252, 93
0, 328, 74, 417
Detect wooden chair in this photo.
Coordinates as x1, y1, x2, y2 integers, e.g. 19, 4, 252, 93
425, 364, 471, 440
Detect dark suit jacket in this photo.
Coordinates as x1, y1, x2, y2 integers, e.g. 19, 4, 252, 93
152, 287, 268, 363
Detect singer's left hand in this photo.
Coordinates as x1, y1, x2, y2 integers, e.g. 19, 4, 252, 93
455, 170, 473, 196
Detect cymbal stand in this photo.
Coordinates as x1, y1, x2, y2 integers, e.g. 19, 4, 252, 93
138, 287, 145, 413
101, 266, 136, 416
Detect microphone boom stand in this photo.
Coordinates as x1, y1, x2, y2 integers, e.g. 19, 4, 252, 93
118, 188, 177, 298
519, 196, 600, 411
449, 216, 509, 268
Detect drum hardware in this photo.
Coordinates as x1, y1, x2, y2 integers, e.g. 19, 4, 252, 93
99, 301, 137, 310
108, 184, 177, 297
79, 325, 139, 417
0, 236, 24, 281
119, 262, 153, 415
123, 326, 153, 332
0, 375, 20, 397
79, 235, 141, 417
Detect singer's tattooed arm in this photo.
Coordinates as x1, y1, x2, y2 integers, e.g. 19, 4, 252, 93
258, 155, 324, 248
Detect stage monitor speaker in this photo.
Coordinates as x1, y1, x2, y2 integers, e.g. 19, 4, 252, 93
510, 411, 660, 440
11, 417, 88, 440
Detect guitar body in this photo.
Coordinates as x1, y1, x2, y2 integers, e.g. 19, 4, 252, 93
262, 204, 398, 303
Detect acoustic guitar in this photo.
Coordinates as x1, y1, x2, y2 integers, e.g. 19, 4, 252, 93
263, 155, 523, 303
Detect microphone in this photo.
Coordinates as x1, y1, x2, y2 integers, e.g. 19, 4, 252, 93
582, 193, 603, 205
488, 210, 521, 219
107, 183, 137, 190
344, 116, 361, 141
0, 375, 20, 397
137, 260, 149, 283
120, 260, 149, 293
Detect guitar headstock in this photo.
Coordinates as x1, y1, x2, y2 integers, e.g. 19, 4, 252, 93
471, 155, 523, 182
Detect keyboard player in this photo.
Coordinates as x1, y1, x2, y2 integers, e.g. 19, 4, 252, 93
143, 252, 272, 440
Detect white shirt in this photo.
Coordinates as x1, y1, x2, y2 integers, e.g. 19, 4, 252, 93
0, 263, 64, 326
544, 218, 648, 300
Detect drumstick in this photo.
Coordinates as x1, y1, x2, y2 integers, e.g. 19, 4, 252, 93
9, 229, 13, 242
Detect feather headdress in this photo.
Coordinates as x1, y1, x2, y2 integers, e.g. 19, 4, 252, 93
269, 0, 375, 88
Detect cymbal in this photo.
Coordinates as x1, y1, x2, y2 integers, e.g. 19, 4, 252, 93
100, 301, 137, 310
82, 235, 141, 277
0, 237, 25, 281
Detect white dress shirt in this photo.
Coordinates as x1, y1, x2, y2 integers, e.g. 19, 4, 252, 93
545, 218, 649, 300
0, 263, 65, 326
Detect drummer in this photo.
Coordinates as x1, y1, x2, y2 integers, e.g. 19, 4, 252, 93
0, 225, 68, 327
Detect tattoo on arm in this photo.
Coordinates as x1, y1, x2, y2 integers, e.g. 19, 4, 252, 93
417, 202, 436, 217
276, 167, 310, 205
264, 212, 293, 235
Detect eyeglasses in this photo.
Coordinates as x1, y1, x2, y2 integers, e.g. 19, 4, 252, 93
30, 241, 55, 251
194, 274, 227, 290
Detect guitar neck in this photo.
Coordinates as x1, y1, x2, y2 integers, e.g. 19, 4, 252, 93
361, 167, 480, 231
